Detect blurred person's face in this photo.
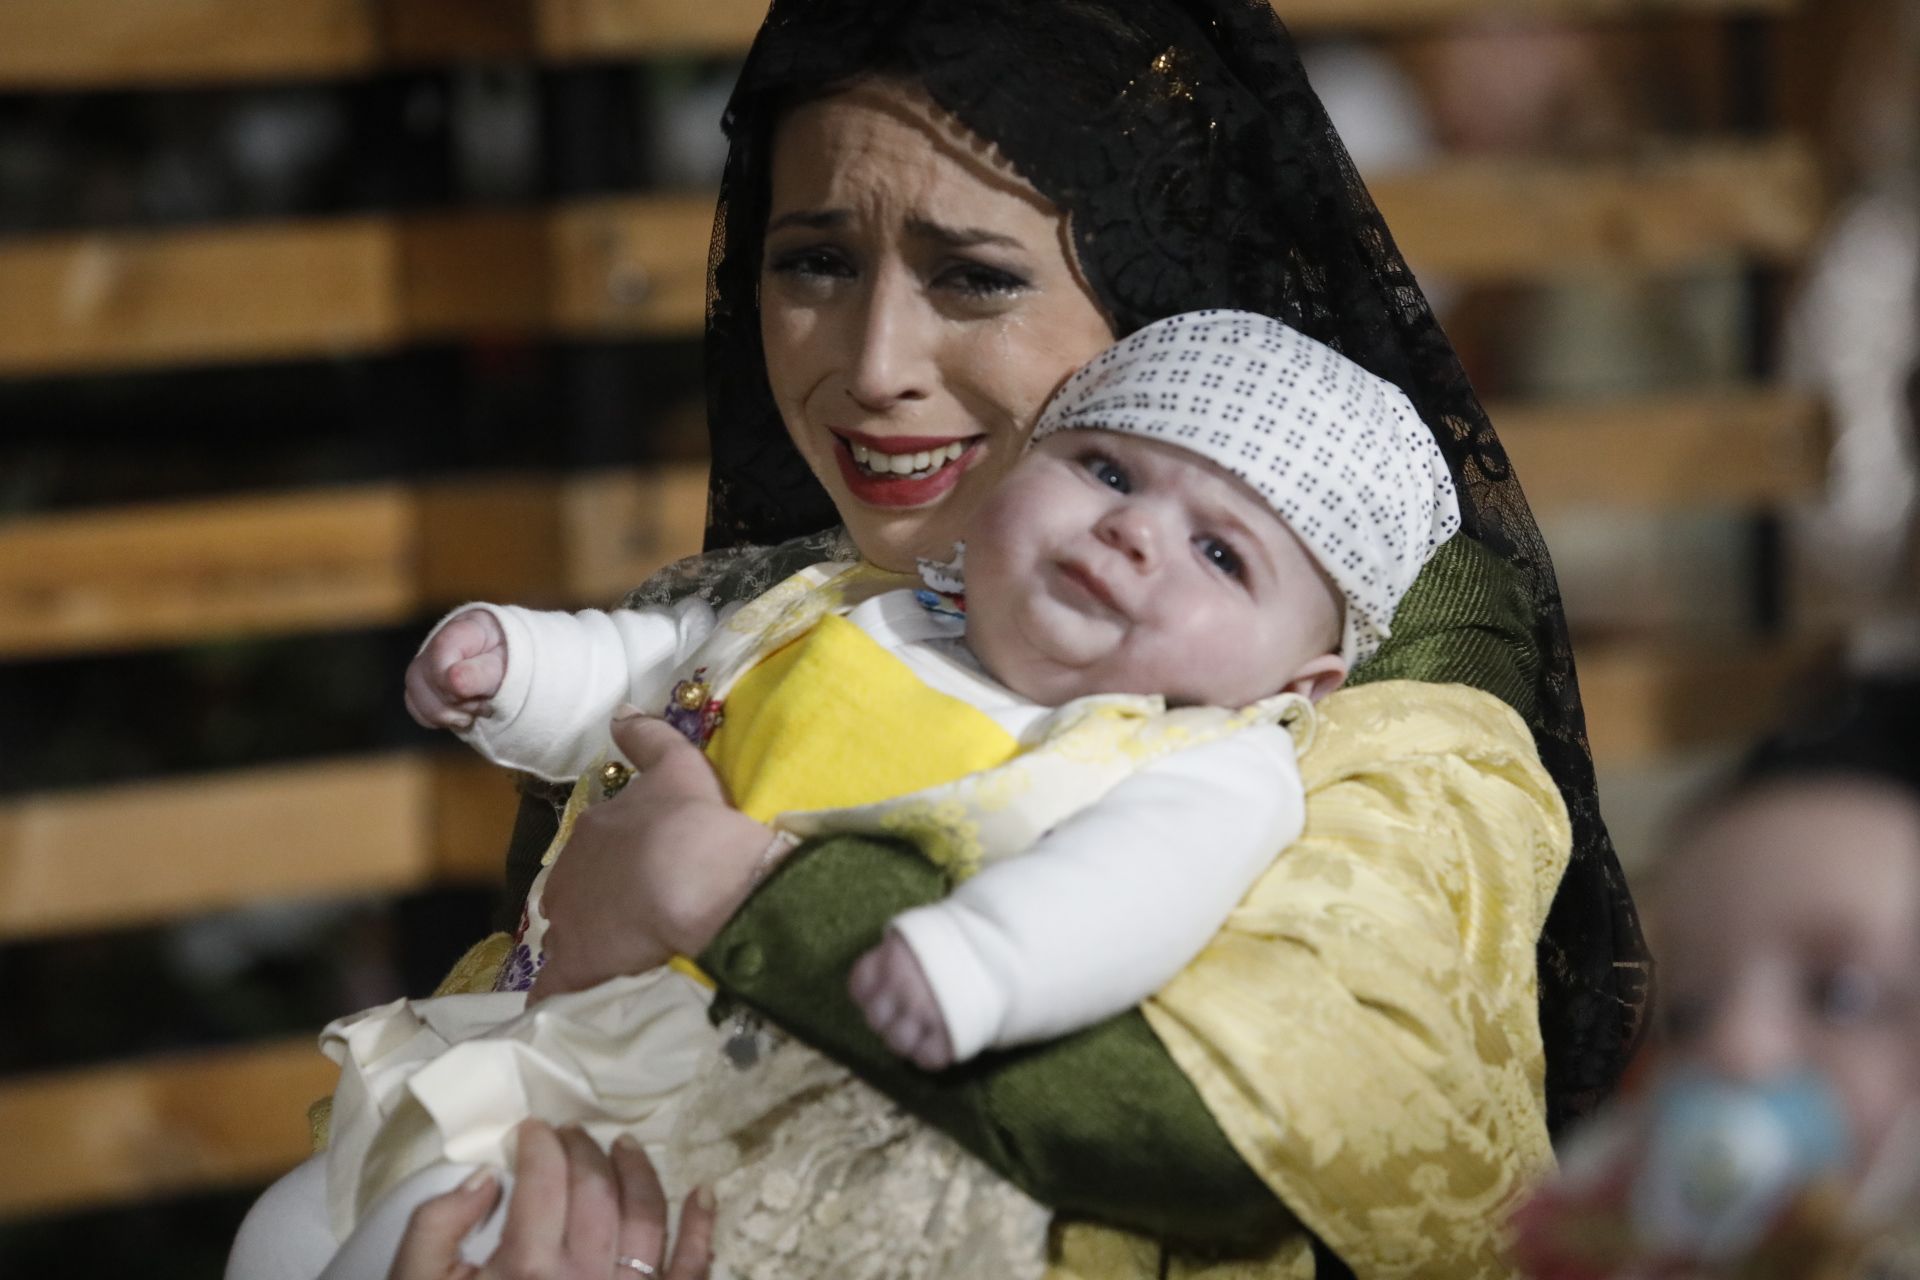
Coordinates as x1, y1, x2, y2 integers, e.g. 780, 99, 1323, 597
759, 79, 1116, 572
1655, 777, 1920, 1176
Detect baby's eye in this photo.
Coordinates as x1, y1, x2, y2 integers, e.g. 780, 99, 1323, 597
1198, 535, 1245, 580
1661, 992, 1714, 1045
1806, 965, 1886, 1026
1082, 454, 1131, 493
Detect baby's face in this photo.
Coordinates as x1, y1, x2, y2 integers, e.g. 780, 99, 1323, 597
1654, 778, 1920, 1174
960, 431, 1346, 707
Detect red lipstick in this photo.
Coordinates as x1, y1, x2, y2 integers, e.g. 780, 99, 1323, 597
831, 432, 982, 509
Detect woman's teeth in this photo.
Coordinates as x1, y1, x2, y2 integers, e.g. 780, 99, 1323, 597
848, 439, 968, 477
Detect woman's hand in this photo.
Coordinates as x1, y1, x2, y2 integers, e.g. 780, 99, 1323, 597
530, 712, 782, 1001
386, 1120, 715, 1280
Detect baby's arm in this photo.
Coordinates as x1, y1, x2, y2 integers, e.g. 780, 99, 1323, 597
405, 600, 715, 782
854, 724, 1304, 1067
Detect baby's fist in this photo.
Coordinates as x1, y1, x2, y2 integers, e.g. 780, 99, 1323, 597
849, 931, 955, 1070
405, 609, 508, 730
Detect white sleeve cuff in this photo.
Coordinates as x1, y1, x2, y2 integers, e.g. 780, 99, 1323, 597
885, 908, 1013, 1065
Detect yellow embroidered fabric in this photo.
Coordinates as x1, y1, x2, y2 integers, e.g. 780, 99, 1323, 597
1054, 681, 1571, 1280
707, 613, 1020, 823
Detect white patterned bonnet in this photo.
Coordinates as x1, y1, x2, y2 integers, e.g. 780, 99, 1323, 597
1030, 309, 1462, 666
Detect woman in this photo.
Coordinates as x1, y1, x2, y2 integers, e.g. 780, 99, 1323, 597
454, 0, 1649, 1272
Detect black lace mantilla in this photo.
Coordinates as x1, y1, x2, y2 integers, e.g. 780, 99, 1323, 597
701, 0, 1650, 1134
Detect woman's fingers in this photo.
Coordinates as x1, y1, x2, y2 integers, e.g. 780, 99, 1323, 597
555, 1124, 619, 1270
492, 1121, 569, 1272
384, 1169, 497, 1280
663, 1185, 716, 1279
608, 1134, 671, 1275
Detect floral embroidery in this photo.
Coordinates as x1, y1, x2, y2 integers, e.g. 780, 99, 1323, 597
664, 667, 727, 746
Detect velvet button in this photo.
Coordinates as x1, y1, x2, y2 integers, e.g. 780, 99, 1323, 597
725, 941, 765, 980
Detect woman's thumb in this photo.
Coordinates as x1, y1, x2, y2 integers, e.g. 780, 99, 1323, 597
610, 709, 707, 781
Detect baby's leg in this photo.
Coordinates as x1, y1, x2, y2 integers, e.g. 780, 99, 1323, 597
225, 1154, 337, 1280
315, 1161, 504, 1280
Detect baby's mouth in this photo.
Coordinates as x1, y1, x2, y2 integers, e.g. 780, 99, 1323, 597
844, 437, 971, 480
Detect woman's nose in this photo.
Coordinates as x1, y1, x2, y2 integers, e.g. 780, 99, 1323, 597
844, 270, 934, 412
1095, 503, 1160, 569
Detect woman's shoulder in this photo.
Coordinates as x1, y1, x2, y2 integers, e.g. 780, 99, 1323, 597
1307, 680, 1561, 803
1352, 533, 1542, 718
620, 526, 858, 611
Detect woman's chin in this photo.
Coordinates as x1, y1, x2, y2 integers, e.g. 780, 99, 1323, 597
835, 478, 983, 569
840, 506, 963, 572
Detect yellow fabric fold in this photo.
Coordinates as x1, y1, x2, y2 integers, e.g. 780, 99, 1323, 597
707, 612, 1020, 823
1054, 681, 1570, 1279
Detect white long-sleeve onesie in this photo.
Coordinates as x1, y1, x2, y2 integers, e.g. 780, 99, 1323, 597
439, 588, 1305, 1063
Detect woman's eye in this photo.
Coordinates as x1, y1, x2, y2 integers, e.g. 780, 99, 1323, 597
1198, 536, 1245, 580
939, 262, 1028, 299
766, 246, 854, 281
1082, 455, 1130, 493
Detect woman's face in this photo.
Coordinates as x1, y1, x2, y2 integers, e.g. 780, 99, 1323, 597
759, 80, 1117, 571
1655, 778, 1920, 1175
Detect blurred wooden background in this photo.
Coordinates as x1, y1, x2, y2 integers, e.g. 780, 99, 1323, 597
1, 0, 1898, 1266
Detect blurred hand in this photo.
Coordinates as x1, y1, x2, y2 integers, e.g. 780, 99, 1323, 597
529, 713, 779, 1002
850, 931, 955, 1070
386, 1120, 715, 1280
406, 610, 509, 730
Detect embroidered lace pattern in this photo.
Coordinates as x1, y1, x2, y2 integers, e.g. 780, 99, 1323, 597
667, 1030, 1049, 1280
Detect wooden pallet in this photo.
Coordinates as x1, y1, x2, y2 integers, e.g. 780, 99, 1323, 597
0, 146, 1818, 376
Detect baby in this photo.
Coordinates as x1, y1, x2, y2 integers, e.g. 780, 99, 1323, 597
260, 310, 1460, 1280
1515, 682, 1920, 1278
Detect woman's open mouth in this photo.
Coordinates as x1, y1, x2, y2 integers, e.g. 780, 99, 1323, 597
832, 432, 981, 508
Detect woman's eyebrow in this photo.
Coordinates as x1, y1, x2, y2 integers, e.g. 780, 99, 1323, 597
766, 208, 848, 234
904, 215, 1023, 250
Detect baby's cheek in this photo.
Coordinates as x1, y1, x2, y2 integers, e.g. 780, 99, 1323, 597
1823, 1032, 1920, 1167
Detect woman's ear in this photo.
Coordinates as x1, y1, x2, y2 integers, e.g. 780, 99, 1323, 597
1283, 653, 1348, 703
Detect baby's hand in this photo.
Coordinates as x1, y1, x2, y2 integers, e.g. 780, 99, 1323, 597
849, 932, 955, 1070
405, 609, 508, 730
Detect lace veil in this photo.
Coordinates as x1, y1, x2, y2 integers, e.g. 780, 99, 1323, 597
697, 0, 1649, 1133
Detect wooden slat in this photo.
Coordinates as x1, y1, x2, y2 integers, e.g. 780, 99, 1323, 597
0, 755, 515, 941
543, 0, 1802, 58
536, 0, 775, 57
1375, 140, 1822, 279
1579, 640, 1827, 768
0, 0, 1798, 88
1492, 388, 1825, 510
548, 196, 715, 338
0, 0, 376, 89
0, 0, 532, 90
0, 1038, 335, 1219
0, 465, 710, 661
0, 218, 402, 377
559, 462, 713, 601
0, 486, 415, 660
